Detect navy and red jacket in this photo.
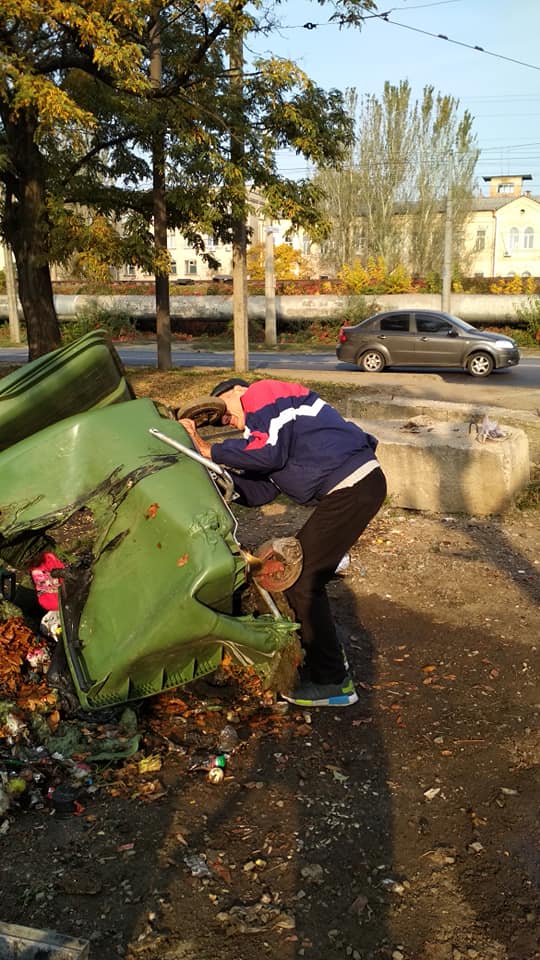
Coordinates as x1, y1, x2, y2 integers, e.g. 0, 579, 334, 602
210, 379, 379, 507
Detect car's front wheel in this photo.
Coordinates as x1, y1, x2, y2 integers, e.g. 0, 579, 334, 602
359, 349, 386, 373
466, 352, 494, 378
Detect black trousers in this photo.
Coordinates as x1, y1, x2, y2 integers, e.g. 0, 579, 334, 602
285, 467, 387, 685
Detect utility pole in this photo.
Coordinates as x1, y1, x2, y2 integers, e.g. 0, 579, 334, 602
229, 26, 249, 372
2, 243, 20, 343
264, 221, 277, 346
441, 158, 453, 314
150, 11, 172, 370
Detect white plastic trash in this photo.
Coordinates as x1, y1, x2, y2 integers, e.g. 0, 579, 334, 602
335, 553, 351, 575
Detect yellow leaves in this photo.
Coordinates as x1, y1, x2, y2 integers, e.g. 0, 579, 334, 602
490, 275, 535, 296
255, 57, 310, 93
1, 0, 151, 127
10, 74, 97, 131
339, 255, 414, 295
247, 243, 311, 282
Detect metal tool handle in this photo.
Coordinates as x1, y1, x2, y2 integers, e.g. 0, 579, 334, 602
149, 428, 235, 501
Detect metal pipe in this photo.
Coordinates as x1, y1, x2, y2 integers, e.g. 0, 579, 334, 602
148, 427, 235, 500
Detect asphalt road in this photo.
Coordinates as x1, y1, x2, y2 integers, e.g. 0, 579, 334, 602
1, 344, 539, 412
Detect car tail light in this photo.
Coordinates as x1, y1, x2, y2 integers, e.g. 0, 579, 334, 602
339, 329, 348, 342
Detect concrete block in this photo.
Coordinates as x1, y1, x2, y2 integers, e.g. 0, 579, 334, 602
355, 418, 530, 515
347, 395, 540, 477
0, 922, 89, 959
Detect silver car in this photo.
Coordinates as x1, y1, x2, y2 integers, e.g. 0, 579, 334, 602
336, 309, 520, 378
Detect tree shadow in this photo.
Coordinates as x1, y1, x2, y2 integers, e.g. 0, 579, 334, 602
3, 492, 538, 960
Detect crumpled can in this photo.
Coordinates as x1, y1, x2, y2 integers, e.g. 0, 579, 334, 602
40, 610, 62, 640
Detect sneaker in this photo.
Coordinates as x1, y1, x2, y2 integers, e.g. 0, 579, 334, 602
281, 675, 358, 707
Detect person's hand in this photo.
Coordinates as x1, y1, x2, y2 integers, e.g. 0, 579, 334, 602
178, 417, 197, 440
178, 419, 212, 459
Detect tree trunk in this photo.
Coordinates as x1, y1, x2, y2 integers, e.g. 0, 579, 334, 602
15, 255, 59, 359
2, 114, 61, 359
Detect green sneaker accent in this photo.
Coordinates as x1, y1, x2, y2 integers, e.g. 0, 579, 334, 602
281, 675, 358, 707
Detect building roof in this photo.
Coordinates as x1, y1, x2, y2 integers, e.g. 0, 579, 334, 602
471, 195, 540, 211
482, 174, 532, 181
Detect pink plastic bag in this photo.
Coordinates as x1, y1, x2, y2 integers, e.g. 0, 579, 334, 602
30, 552, 65, 611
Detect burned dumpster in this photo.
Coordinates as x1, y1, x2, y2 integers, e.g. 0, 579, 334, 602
0, 396, 299, 710
0, 329, 134, 452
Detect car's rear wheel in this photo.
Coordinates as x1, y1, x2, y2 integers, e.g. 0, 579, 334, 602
358, 349, 386, 373
467, 352, 494, 378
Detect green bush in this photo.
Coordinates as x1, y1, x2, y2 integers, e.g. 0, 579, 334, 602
225, 314, 264, 342
515, 295, 540, 345
340, 295, 380, 327
60, 305, 139, 343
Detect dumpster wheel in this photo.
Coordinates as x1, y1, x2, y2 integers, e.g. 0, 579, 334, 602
247, 537, 303, 593
175, 396, 226, 427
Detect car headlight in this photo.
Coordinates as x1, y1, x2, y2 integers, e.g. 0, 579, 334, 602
494, 339, 514, 349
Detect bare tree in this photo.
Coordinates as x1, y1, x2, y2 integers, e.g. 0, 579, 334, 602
314, 90, 364, 273
314, 81, 479, 277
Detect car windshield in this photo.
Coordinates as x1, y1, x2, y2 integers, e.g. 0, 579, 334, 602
447, 314, 478, 333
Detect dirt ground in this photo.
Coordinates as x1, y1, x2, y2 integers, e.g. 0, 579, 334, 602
0, 370, 538, 960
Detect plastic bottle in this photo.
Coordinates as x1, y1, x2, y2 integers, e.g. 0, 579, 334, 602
217, 724, 239, 753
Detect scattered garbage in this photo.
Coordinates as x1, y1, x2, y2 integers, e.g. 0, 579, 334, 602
40, 610, 62, 641
470, 413, 507, 443
207, 766, 225, 784
216, 723, 239, 753
49, 784, 82, 819
189, 753, 228, 781
184, 854, 213, 878
29, 552, 64, 611
335, 553, 351, 575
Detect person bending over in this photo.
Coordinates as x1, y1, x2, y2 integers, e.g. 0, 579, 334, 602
180, 377, 386, 708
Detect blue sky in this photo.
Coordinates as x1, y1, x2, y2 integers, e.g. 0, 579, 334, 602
252, 0, 540, 193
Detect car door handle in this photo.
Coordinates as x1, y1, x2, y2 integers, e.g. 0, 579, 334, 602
420, 336, 430, 341
378, 335, 387, 340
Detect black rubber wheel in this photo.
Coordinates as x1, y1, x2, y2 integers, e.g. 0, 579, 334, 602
358, 349, 386, 373
175, 396, 227, 426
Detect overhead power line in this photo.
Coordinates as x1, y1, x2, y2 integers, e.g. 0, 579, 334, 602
375, 14, 540, 71
285, 9, 540, 73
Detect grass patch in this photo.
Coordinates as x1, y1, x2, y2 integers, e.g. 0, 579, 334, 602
515, 480, 540, 511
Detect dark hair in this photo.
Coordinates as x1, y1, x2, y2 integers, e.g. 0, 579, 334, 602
210, 378, 249, 398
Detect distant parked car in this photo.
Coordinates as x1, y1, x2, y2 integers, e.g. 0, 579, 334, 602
336, 309, 520, 378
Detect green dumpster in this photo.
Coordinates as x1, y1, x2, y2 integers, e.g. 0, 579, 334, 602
0, 398, 297, 709
0, 329, 134, 451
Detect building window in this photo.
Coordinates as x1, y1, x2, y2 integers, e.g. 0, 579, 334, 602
497, 183, 514, 194
184, 260, 197, 275
170, 260, 177, 275
522, 271, 531, 278
167, 230, 176, 249
474, 229, 486, 252
205, 235, 217, 250
509, 227, 519, 250
524, 227, 534, 249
